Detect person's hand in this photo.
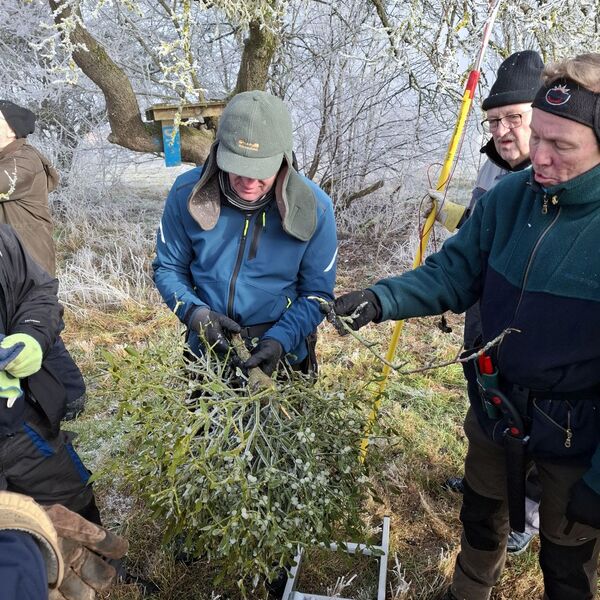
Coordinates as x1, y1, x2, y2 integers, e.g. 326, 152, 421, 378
427, 189, 466, 233
46, 503, 128, 600
244, 339, 283, 377
0, 371, 21, 407
188, 307, 241, 354
0, 333, 42, 378
330, 290, 382, 333
565, 478, 600, 530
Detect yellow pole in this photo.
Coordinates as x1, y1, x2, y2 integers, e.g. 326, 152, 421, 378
359, 0, 502, 461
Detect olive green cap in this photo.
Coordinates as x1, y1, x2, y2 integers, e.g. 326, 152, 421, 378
216, 91, 293, 180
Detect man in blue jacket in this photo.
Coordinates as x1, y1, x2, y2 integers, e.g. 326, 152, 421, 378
153, 91, 337, 377
331, 53, 600, 600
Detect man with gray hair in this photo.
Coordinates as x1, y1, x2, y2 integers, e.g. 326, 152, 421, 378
331, 53, 600, 599
153, 90, 338, 377
435, 50, 544, 237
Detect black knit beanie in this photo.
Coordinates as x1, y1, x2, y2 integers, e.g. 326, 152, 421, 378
0, 100, 36, 138
482, 51, 544, 111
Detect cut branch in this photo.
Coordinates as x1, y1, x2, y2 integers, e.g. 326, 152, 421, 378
312, 295, 521, 374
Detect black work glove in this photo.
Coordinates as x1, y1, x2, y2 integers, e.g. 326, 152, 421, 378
565, 478, 600, 530
328, 290, 382, 334
244, 339, 283, 377
188, 307, 241, 354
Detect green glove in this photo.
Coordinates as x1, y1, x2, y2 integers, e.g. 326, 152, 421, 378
428, 189, 467, 233
1, 333, 43, 378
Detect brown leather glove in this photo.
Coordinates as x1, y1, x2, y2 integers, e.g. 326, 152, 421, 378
46, 504, 128, 600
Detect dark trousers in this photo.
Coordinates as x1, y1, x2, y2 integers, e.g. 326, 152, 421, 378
0, 423, 94, 514
450, 409, 600, 600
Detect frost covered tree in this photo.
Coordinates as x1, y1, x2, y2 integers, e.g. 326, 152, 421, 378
2, 0, 599, 204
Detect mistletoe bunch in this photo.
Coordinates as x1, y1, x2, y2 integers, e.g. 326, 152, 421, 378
110, 338, 373, 595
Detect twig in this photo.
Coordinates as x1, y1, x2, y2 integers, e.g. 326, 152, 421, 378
394, 328, 520, 375
309, 296, 408, 369
327, 573, 358, 596
309, 295, 520, 374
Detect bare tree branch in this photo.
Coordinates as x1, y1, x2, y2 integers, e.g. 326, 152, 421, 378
48, 0, 213, 164
367, 0, 400, 58
340, 180, 384, 209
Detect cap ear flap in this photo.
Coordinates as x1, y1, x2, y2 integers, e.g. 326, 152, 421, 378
188, 143, 221, 230
274, 162, 317, 242
189, 176, 221, 230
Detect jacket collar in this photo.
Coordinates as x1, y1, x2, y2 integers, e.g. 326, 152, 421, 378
481, 138, 531, 173
529, 162, 600, 206
0, 138, 25, 159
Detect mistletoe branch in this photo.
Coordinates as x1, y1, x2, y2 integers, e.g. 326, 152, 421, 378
310, 296, 521, 375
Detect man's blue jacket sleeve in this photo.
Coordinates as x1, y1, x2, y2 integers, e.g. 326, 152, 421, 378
153, 173, 207, 324
263, 189, 337, 354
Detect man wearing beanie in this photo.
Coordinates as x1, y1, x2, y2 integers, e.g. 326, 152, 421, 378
330, 52, 600, 599
434, 50, 544, 232
438, 51, 545, 556
153, 90, 337, 377
0, 100, 56, 274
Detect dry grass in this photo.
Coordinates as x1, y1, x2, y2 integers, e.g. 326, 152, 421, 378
68, 302, 549, 599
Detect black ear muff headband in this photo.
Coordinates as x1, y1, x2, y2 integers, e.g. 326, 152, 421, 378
533, 78, 600, 144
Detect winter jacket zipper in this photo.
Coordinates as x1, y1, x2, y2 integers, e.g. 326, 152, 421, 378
248, 211, 266, 261
498, 202, 562, 360
513, 204, 562, 318
227, 213, 253, 318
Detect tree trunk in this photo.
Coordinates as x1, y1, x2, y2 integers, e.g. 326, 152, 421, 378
233, 19, 280, 93
48, 0, 213, 164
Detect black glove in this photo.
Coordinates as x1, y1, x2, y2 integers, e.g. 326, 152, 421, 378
188, 307, 241, 354
244, 339, 283, 377
565, 478, 600, 530
330, 290, 382, 333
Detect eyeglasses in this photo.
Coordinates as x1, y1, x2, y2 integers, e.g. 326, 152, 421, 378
481, 110, 531, 132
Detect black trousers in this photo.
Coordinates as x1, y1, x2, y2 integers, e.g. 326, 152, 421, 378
0, 423, 94, 514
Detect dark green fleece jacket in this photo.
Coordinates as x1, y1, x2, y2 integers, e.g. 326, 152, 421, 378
371, 164, 600, 462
